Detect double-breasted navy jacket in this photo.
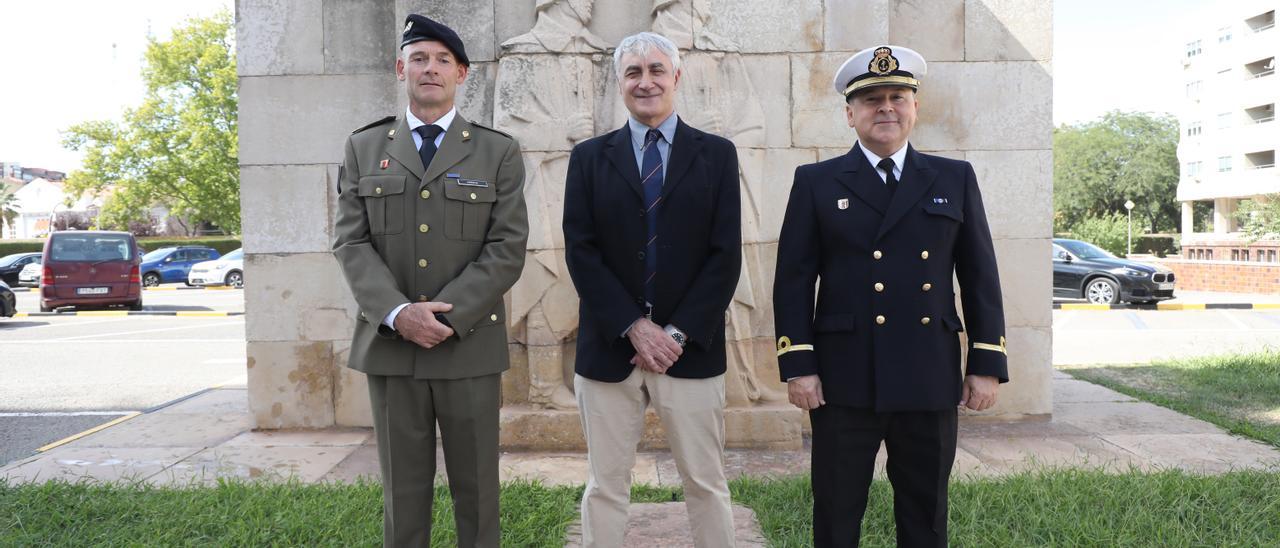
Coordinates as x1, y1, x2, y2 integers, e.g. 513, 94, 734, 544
772, 143, 1008, 411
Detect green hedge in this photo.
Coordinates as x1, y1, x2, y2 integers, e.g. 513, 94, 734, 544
1134, 234, 1179, 257
0, 236, 242, 257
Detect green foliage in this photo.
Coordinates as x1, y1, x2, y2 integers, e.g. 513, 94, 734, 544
1234, 195, 1280, 242
1133, 234, 1179, 257
0, 188, 19, 237
139, 236, 241, 255
1067, 212, 1137, 256
61, 10, 238, 235
5, 473, 1280, 546
1054, 111, 1181, 234
1066, 351, 1280, 448
0, 240, 46, 256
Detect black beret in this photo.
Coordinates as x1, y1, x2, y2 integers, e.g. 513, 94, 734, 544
400, 14, 469, 67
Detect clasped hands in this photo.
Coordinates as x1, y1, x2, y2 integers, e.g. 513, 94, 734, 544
628, 317, 682, 374
393, 301, 455, 349
786, 374, 999, 411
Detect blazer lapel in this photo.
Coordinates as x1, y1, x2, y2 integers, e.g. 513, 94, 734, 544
660, 119, 704, 201
604, 125, 643, 199
836, 143, 890, 216
422, 116, 474, 185
385, 117, 424, 180
876, 145, 939, 241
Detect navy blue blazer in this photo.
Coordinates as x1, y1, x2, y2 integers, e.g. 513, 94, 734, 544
563, 119, 741, 382
772, 143, 1008, 411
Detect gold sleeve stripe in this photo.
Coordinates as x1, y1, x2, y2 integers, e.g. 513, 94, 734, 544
973, 342, 1007, 355
777, 344, 814, 357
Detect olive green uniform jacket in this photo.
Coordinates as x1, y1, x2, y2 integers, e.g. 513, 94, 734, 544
333, 113, 528, 379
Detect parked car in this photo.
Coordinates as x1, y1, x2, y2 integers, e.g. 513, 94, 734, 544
0, 279, 15, 318
139, 246, 220, 287
17, 261, 42, 287
188, 248, 243, 288
0, 252, 41, 286
1053, 238, 1176, 304
40, 231, 143, 312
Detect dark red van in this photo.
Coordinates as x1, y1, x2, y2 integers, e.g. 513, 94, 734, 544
40, 231, 143, 312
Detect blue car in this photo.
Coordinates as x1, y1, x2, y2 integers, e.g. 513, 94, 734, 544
139, 246, 221, 287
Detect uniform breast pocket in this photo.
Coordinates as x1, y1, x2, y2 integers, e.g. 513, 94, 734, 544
443, 178, 497, 241
922, 202, 964, 223
358, 175, 407, 235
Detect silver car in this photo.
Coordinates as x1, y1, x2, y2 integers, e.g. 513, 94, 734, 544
17, 261, 42, 287
187, 248, 244, 288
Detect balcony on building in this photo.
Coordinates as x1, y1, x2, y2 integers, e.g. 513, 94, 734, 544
1246, 10, 1275, 33
1245, 56, 1275, 79
1245, 150, 1276, 170
1245, 103, 1275, 124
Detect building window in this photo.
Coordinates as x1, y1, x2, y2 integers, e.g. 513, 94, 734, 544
1219, 156, 1232, 172
1219, 26, 1233, 42
1269, 250, 1276, 262
1186, 40, 1202, 58
1186, 121, 1202, 136
1218, 112, 1232, 128
1186, 80, 1202, 99
1185, 161, 1202, 177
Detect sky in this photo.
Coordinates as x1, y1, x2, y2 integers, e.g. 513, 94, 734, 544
1, 0, 1216, 172
0, 0, 231, 172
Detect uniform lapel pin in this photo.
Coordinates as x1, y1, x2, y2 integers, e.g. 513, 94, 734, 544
380, 159, 389, 170
388, 128, 396, 138
461, 130, 471, 141
838, 198, 849, 210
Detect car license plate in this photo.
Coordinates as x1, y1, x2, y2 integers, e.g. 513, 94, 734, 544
1158, 283, 1174, 290
76, 287, 109, 295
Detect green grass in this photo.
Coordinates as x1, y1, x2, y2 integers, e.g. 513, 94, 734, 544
1063, 351, 1280, 448
4, 471, 1279, 546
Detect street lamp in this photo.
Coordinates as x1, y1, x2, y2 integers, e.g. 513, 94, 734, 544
1124, 200, 1136, 256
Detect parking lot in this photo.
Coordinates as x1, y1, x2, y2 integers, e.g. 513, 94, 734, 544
0, 286, 245, 465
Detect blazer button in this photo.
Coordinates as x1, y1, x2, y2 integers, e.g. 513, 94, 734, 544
921, 250, 930, 260
470, 192, 478, 200
418, 259, 428, 268
418, 295, 428, 302
921, 316, 931, 325
922, 283, 932, 291
375, 187, 383, 195
873, 250, 883, 260
875, 315, 886, 325
638, 251, 646, 260
419, 224, 430, 233
874, 282, 884, 292
420, 189, 431, 200
490, 314, 498, 321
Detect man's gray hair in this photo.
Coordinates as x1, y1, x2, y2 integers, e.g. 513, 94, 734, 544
612, 32, 681, 78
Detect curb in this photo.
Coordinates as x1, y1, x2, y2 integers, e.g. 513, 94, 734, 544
1055, 302, 1280, 310
9, 286, 240, 293
12, 311, 243, 317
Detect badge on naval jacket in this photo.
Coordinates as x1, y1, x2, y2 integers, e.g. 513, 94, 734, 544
837, 198, 849, 210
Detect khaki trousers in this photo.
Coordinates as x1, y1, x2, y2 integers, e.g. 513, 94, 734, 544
575, 369, 735, 548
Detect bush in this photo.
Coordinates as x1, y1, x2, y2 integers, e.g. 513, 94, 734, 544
1134, 234, 1178, 257
1067, 212, 1134, 256
0, 240, 46, 256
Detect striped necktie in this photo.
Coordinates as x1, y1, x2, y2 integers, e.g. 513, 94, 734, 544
642, 129, 664, 306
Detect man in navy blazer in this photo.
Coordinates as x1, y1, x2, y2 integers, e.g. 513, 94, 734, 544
563, 31, 741, 547
773, 45, 1008, 547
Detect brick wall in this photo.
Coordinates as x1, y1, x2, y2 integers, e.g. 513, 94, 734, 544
1152, 259, 1280, 293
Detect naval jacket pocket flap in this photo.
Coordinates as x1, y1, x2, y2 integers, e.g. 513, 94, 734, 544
922, 203, 964, 222
444, 179, 497, 203
358, 175, 406, 197
813, 313, 856, 333
942, 315, 964, 332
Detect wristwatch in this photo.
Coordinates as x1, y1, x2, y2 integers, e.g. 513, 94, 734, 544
664, 325, 687, 347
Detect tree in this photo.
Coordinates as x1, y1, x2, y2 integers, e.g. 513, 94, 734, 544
62, 10, 238, 235
1054, 111, 1181, 234
1070, 212, 1138, 257
0, 188, 18, 238
1236, 195, 1280, 242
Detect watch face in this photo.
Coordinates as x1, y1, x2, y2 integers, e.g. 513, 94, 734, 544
672, 332, 687, 346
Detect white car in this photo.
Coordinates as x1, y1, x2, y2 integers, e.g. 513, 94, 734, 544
17, 261, 42, 287
187, 248, 243, 288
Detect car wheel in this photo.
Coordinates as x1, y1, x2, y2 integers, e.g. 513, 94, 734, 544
226, 270, 243, 289
143, 272, 161, 287
39, 304, 53, 313
1084, 278, 1120, 305
128, 300, 143, 311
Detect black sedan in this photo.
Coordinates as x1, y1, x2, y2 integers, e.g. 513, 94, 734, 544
0, 252, 41, 286
1053, 238, 1176, 304
0, 279, 15, 318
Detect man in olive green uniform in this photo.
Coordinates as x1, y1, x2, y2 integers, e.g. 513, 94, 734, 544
332, 14, 528, 547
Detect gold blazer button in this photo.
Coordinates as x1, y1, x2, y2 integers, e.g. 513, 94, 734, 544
875, 315, 886, 325
419, 224, 429, 233
920, 316, 931, 325
418, 259, 428, 268
922, 283, 932, 291
874, 282, 884, 292
421, 189, 431, 199
921, 250, 930, 260
873, 250, 883, 260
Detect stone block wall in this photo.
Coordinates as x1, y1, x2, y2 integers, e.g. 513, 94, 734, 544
237, 0, 1055, 444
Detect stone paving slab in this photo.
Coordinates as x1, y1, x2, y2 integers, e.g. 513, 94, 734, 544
69, 411, 251, 449
149, 445, 358, 486
0, 447, 204, 483
1099, 433, 1280, 474
563, 503, 767, 547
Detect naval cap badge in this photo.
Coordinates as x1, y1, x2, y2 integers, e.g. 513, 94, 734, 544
869, 47, 899, 76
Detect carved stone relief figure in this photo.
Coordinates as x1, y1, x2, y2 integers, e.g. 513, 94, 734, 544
502, 0, 610, 53
494, 55, 595, 152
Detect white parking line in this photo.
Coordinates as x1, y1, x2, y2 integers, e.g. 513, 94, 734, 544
202, 358, 245, 364
1216, 309, 1252, 332
6, 317, 135, 331
0, 411, 133, 417
51, 320, 244, 341
2, 339, 242, 344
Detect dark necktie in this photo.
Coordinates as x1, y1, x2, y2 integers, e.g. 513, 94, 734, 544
415, 124, 444, 170
878, 157, 898, 197
642, 129, 664, 306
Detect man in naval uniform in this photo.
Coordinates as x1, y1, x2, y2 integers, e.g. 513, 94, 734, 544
332, 14, 528, 547
772, 45, 1008, 547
